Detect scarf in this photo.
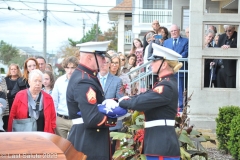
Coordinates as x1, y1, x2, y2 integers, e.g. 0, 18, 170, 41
27, 89, 43, 120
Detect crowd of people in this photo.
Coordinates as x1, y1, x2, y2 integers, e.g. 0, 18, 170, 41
0, 20, 237, 160
203, 25, 237, 88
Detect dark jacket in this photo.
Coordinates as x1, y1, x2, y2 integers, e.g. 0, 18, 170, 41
11, 77, 29, 97
5, 77, 19, 111
217, 31, 237, 77
119, 74, 180, 157
66, 64, 116, 160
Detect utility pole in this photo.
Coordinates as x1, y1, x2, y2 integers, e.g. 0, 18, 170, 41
43, 0, 47, 59
83, 19, 85, 36
74, 10, 100, 42
95, 12, 99, 41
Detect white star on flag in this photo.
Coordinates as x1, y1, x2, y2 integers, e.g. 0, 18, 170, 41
103, 107, 113, 114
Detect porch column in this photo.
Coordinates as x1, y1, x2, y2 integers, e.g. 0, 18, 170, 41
118, 14, 125, 53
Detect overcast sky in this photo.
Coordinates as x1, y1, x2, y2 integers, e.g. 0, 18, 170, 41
0, 0, 116, 54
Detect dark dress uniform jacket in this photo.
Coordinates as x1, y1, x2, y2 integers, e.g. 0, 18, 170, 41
119, 74, 180, 157
67, 64, 114, 160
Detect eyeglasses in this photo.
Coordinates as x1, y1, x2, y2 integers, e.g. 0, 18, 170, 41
121, 59, 125, 61
111, 62, 119, 65
225, 30, 232, 33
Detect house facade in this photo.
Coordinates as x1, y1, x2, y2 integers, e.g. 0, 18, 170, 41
132, 0, 173, 38
109, 0, 240, 130
108, 0, 174, 53
186, 0, 240, 130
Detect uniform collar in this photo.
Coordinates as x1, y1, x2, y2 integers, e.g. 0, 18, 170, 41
159, 73, 174, 82
78, 63, 98, 77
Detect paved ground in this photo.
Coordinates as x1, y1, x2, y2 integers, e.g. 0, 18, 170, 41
193, 129, 234, 160
207, 148, 234, 160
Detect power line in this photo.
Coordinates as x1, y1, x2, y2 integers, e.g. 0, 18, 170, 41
0, 0, 137, 9
2, 0, 40, 21
49, 11, 74, 27
66, 0, 96, 23
0, 7, 169, 17
19, 0, 40, 10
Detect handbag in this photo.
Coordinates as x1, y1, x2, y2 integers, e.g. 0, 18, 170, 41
12, 92, 42, 132
12, 117, 37, 132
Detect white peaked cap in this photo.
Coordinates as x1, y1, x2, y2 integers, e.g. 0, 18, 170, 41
76, 41, 111, 57
148, 43, 182, 61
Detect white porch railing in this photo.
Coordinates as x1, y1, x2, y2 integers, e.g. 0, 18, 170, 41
125, 30, 133, 44
126, 58, 188, 93
139, 9, 172, 24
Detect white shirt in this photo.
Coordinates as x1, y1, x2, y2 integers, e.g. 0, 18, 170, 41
173, 37, 180, 45
51, 74, 69, 116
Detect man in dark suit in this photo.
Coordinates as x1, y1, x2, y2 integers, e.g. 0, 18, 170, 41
163, 24, 188, 110
216, 25, 237, 88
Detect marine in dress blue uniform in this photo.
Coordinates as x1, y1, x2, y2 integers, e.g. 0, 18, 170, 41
119, 43, 182, 160
66, 41, 117, 160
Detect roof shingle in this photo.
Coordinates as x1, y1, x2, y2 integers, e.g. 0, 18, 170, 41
109, 0, 132, 12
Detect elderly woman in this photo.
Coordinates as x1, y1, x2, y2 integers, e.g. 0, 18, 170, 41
8, 69, 56, 133
119, 43, 182, 160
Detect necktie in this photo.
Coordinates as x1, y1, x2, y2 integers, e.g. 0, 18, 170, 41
100, 77, 106, 89
173, 39, 177, 50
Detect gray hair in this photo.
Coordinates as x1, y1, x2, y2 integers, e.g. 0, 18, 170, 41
224, 25, 235, 29
28, 69, 43, 82
205, 29, 215, 37
170, 24, 180, 31
146, 31, 155, 41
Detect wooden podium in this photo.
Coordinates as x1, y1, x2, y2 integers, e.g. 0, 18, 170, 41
0, 132, 87, 160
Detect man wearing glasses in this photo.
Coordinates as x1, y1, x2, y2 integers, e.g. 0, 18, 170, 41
216, 25, 237, 88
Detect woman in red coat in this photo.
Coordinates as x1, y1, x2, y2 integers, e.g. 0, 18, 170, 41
8, 69, 56, 133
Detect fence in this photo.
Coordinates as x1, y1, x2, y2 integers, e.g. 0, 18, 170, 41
126, 58, 188, 93
139, 9, 172, 24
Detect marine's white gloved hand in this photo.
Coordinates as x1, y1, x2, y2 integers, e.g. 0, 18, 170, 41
102, 99, 119, 109
118, 96, 130, 103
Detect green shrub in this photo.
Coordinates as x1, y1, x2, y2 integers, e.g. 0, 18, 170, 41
216, 105, 240, 153
228, 114, 240, 159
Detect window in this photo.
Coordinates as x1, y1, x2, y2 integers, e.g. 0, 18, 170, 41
143, 0, 168, 9
182, 7, 189, 30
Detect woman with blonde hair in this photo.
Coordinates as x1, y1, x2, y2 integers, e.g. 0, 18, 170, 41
11, 57, 39, 97
109, 54, 131, 96
109, 54, 121, 76
3, 64, 22, 130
